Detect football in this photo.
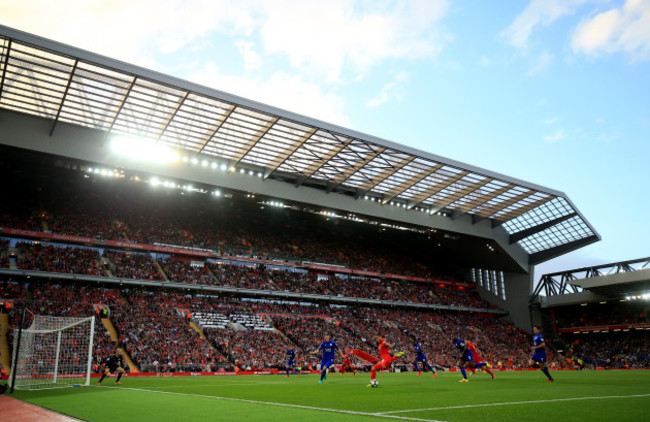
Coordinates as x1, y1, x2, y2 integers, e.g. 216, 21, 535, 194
370, 379, 378, 388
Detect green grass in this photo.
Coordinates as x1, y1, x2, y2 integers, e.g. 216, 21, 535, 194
10, 370, 650, 422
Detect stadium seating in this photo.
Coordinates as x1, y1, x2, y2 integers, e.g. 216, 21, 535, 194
0, 164, 569, 374
0, 279, 556, 372
0, 167, 463, 280
566, 332, 650, 368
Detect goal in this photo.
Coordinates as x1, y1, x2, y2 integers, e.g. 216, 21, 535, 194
10, 314, 95, 390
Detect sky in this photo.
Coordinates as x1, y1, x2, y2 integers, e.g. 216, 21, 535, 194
1, 0, 649, 282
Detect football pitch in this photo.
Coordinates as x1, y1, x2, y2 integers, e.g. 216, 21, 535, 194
10, 370, 650, 422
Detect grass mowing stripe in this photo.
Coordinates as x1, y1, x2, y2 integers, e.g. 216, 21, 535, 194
379, 393, 650, 414
107, 386, 447, 422
123, 381, 285, 388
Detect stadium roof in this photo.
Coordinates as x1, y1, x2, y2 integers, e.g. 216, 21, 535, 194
533, 257, 650, 306
0, 25, 599, 262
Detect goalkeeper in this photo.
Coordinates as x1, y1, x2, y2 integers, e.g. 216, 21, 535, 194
97, 348, 126, 386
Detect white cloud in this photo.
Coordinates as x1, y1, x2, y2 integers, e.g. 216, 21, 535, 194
571, 0, 650, 60
543, 117, 559, 124
367, 72, 410, 107
257, 0, 450, 82
0, 0, 256, 70
502, 0, 588, 48
187, 62, 350, 127
528, 50, 553, 75
544, 129, 565, 142
235, 40, 262, 72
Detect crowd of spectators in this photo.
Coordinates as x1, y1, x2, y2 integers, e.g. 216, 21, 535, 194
1, 281, 119, 371
104, 250, 164, 281
0, 164, 582, 375
160, 258, 215, 285
16, 242, 107, 276
4, 241, 497, 311
554, 302, 650, 328
567, 332, 650, 368
29, 284, 118, 367
0, 167, 464, 280
111, 290, 222, 372
0, 279, 581, 374
204, 328, 293, 371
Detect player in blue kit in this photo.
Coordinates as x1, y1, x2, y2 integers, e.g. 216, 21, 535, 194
285, 348, 299, 377
309, 334, 344, 384
413, 340, 437, 377
453, 338, 492, 382
529, 326, 554, 382
453, 338, 473, 382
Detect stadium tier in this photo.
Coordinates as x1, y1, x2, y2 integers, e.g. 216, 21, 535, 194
1, 279, 566, 374
0, 159, 465, 278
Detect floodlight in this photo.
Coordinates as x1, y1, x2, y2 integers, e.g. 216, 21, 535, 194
211, 162, 217, 169
221, 164, 227, 171
201, 160, 208, 167
111, 136, 179, 163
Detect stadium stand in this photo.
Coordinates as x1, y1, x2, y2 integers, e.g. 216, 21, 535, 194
1, 278, 565, 373
0, 159, 571, 375
0, 164, 462, 280
566, 332, 650, 368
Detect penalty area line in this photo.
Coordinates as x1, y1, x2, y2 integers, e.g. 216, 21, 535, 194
105, 386, 447, 422
379, 393, 650, 415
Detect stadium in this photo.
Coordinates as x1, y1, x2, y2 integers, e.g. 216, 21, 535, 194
0, 23, 648, 422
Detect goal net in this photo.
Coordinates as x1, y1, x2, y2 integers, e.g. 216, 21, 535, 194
11, 314, 95, 390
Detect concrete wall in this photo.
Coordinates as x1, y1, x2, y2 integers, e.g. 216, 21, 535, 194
503, 269, 535, 331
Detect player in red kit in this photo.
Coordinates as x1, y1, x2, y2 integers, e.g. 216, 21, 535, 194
340, 352, 356, 375
467, 341, 495, 379
347, 335, 404, 387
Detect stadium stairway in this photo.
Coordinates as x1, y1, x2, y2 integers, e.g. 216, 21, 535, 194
100, 317, 139, 372
205, 265, 219, 284
0, 313, 10, 372
189, 321, 217, 351
154, 260, 170, 282
7, 247, 18, 269
189, 322, 238, 366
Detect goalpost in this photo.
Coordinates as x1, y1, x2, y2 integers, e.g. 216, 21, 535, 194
10, 313, 95, 390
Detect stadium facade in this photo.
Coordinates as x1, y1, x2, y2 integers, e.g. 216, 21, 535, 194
0, 24, 600, 329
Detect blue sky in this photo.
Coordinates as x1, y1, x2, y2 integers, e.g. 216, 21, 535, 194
2, 0, 649, 281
